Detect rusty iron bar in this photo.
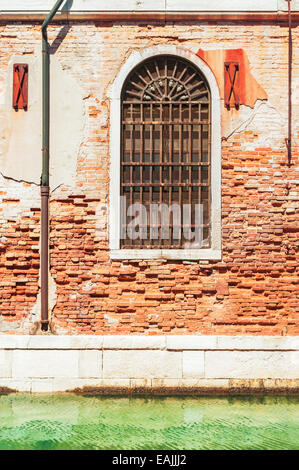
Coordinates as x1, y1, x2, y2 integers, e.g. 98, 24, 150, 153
121, 56, 211, 249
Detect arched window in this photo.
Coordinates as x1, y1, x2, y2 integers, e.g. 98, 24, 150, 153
121, 55, 210, 249
109, 47, 221, 260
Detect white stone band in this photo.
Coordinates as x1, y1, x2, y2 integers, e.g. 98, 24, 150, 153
0, 0, 295, 13
0, 335, 298, 393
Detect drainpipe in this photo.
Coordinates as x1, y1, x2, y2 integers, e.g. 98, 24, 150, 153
285, 0, 292, 167
41, 0, 65, 331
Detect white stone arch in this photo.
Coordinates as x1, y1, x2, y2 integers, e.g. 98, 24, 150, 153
108, 45, 221, 260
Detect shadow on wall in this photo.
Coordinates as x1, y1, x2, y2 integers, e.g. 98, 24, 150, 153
49, 0, 73, 54
49, 24, 71, 55
61, 0, 73, 11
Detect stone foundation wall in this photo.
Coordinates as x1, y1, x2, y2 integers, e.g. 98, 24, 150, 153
0, 335, 298, 393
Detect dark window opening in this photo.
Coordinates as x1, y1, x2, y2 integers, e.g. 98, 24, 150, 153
121, 55, 211, 249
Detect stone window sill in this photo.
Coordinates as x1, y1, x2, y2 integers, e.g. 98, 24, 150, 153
110, 249, 222, 260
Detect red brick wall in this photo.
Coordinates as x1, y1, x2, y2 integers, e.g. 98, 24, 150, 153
0, 21, 298, 335
0, 184, 40, 333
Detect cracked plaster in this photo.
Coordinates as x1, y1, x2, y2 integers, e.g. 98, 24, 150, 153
0, 48, 85, 189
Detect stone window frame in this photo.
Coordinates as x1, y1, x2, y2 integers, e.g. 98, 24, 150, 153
108, 45, 221, 260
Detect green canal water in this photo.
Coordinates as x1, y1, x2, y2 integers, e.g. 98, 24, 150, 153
0, 394, 298, 450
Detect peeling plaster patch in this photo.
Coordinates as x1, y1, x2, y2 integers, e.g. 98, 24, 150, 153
292, 81, 299, 106
223, 100, 285, 149
28, 263, 58, 332
0, 171, 39, 186
51, 184, 63, 194
30, 290, 41, 321
82, 281, 97, 292
28, 239, 41, 327
104, 314, 119, 325
49, 272, 57, 322
0, 310, 37, 334
197, 48, 268, 108
19, 219, 54, 332
0, 49, 85, 189
0, 318, 21, 333
49, 55, 86, 189
0, 173, 39, 222
187, 44, 202, 55
0, 54, 41, 184
21, 312, 38, 335
222, 102, 258, 138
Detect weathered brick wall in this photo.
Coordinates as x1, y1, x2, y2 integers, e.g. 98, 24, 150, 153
0, 21, 298, 335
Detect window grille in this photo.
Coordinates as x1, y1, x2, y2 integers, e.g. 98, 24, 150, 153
121, 55, 211, 249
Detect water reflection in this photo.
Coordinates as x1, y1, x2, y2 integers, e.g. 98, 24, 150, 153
0, 395, 298, 450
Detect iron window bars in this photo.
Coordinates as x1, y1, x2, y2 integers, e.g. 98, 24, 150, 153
121, 55, 211, 249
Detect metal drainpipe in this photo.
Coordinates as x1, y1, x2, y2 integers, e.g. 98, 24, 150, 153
40, 0, 65, 331
285, 0, 292, 167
